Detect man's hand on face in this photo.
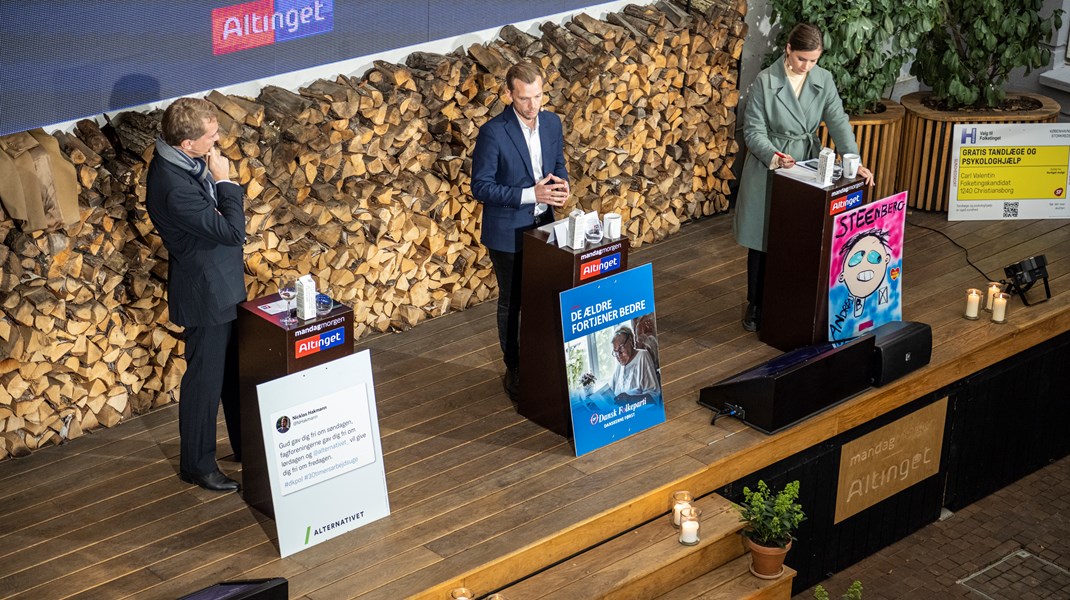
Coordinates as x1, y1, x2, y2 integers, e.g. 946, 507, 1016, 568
206, 146, 230, 182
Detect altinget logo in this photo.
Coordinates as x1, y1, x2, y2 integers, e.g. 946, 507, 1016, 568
212, 0, 334, 56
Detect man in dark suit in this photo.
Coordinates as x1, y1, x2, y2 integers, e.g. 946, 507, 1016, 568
146, 97, 247, 492
471, 61, 570, 400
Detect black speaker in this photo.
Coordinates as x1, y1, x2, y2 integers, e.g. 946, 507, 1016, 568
698, 334, 875, 434
179, 578, 288, 600
870, 321, 932, 386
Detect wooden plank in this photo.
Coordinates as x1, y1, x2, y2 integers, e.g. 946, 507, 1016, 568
0, 215, 1067, 600
498, 494, 742, 599
653, 556, 795, 599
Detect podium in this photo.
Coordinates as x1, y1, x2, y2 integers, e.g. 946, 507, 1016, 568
518, 230, 629, 437
760, 172, 869, 352
237, 295, 354, 517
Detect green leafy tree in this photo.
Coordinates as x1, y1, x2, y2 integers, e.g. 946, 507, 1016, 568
735, 479, 806, 548
767, 0, 943, 114
911, 0, 1063, 108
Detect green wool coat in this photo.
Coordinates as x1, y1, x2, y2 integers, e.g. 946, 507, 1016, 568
733, 56, 858, 251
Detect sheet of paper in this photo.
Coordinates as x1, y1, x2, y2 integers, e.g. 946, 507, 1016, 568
553, 221, 570, 248
258, 299, 291, 315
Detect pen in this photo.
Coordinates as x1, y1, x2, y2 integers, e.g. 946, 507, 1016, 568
774, 151, 789, 160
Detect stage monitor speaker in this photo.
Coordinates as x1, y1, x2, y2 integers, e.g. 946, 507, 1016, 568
178, 578, 288, 600
698, 334, 875, 434
870, 321, 932, 386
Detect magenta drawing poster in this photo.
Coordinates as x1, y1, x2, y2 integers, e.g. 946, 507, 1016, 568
828, 191, 907, 341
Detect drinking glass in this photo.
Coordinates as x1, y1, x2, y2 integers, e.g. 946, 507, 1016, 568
584, 218, 603, 244
315, 291, 333, 316
279, 276, 297, 327
678, 506, 701, 545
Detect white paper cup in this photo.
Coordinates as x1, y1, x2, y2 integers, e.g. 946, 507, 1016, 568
603, 212, 622, 238
843, 153, 861, 179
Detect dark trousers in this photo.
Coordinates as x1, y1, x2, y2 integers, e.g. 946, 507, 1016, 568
487, 211, 553, 370
180, 320, 241, 475
488, 248, 523, 371
747, 248, 767, 306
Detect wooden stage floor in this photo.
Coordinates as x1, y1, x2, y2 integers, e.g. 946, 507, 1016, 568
2, 211, 1069, 600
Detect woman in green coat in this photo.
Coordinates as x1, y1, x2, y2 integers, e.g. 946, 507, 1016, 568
734, 23, 874, 331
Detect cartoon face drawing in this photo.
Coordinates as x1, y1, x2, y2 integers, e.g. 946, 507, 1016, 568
839, 232, 891, 301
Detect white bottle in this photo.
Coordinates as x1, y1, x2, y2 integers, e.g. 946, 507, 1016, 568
295, 274, 318, 320
568, 208, 586, 249
817, 147, 835, 186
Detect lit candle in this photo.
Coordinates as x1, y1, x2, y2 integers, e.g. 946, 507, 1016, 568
670, 490, 692, 527
673, 500, 690, 527
964, 289, 981, 319
985, 282, 1001, 311
680, 520, 699, 544
450, 588, 472, 600
678, 507, 701, 545
991, 293, 1009, 323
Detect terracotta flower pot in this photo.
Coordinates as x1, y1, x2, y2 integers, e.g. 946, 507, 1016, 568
744, 537, 791, 579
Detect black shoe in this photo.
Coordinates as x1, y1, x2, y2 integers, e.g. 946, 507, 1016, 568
502, 367, 519, 401
742, 303, 761, 332
180, 469, 241, 492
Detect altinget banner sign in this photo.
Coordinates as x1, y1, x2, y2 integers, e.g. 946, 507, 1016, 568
212, 0, 334, 55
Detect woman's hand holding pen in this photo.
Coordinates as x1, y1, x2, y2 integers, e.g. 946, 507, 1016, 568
774, 151, 795, 169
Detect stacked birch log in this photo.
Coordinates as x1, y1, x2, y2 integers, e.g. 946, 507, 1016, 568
0, 0, 745, 459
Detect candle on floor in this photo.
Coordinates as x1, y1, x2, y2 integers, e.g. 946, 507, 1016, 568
450, 587, 472, 600
991, 293, 1009, 324
671, 490, 692, 528
679, 507, 701, 545
985, 282, 1002, 311
964, 288, 981, 320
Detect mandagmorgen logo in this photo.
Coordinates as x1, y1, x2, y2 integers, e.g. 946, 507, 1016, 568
212, 0, 333, 56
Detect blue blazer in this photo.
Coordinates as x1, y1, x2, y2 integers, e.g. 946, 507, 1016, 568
471, 107, 568, 252
146, 156, 248, 327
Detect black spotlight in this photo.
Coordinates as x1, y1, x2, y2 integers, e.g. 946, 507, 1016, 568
1003, 255, 1051, 306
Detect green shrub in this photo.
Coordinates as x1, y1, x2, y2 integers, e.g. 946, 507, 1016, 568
815, 580, 863, 600
735, 479, 805, 548
911, 0, 1063, 108
767, 0, 942, 114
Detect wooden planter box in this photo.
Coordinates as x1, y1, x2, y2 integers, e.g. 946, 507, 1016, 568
898, 91, 1061, 211
818, 99, 904, 201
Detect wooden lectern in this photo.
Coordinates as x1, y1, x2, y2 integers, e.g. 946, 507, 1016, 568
237, 294, 354, 517
760, 172, 870, 352
518, 230, 629, 437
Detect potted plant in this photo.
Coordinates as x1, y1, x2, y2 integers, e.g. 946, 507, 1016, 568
766, 0, 943, 198
900, 0, 1063, 210
735, 479, 805, 579
580, 372, 596, 396
815, 580, 863, 600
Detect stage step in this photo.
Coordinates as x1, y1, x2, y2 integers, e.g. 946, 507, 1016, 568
653, 555, 796, 600
496, 493, 794, 600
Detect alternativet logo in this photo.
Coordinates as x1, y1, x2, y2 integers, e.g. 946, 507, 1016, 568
212, 0, 334, 56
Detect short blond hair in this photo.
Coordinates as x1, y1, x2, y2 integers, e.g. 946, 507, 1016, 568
161, 97, 217, 146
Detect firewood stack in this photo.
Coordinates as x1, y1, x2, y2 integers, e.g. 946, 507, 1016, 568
0, 0, 745, 459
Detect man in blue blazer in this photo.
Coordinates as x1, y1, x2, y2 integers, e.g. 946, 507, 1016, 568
471, 61, 570, 400
146, 97, 247, 492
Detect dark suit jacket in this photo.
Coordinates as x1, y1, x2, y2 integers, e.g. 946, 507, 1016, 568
471, 107, 568, 253
145, 155, 247, 327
